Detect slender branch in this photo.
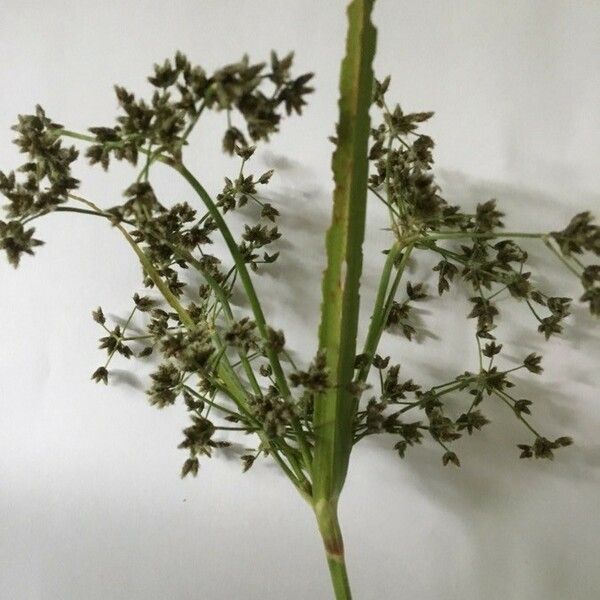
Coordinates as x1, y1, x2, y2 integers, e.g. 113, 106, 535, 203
182, 384, 240, 417
543, 238, 583, 278
494, 389, 542, 438
425, 231, 549, 241
180, 100, 207, 143
356, 242, 414, 385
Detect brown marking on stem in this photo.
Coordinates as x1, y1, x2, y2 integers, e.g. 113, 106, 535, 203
324, 537, 346, 562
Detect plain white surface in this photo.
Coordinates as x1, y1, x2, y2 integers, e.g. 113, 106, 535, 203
1, 1, 599, 599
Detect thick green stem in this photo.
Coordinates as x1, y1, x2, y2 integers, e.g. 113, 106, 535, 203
314, 500, 352, 600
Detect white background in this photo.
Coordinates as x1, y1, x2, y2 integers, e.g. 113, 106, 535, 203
1, 1, 599, 599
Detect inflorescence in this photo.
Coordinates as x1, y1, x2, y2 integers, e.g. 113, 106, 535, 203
1, 54, 598, 485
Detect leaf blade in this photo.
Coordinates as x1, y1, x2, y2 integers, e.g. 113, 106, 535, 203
313, 0, 377, 503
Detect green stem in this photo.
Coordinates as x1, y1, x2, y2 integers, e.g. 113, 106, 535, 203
494, 389, 542, 438
368, 186, 401, 220
180, 100, 207, 142
543, 238, 583, 278
356, 242, 413, 385
136, 145, 165, 182
60, 130, 97, 144
426, 231, 548, 241
182, 385, 240, 417
314, 500, 352, 600
54, 206, 111, 218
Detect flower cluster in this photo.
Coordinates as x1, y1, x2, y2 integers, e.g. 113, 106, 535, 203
350, 76, 598, 465
354, 347, 575, 466
84, 51, 313, 168
1, 56, 596, 483
552, 213, 600, 315
0, 106, 79, 266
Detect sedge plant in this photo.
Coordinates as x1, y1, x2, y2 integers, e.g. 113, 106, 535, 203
1, 1, 599, 598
